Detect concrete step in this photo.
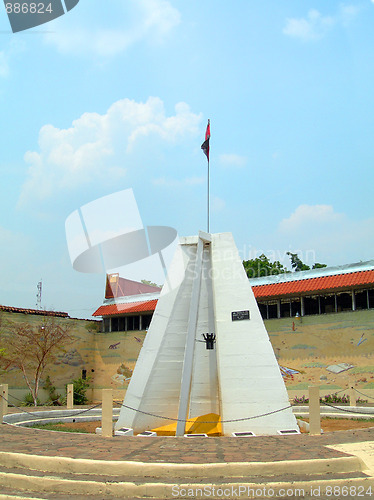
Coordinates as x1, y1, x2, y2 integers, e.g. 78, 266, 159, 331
0, 471, 373, 499
0, 487, 113, 500
0, 450, 366, 479
0, 450, 372, 499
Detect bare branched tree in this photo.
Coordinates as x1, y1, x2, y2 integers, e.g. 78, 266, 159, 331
0, 316, 73, 406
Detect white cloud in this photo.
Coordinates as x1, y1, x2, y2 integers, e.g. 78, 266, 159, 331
277, 204, 374, 266
219, 154, 247, 168
339, 5, 360, 26
283, 5, 358, 41
44, 0, 181, 57
19, 97, 202, 205
279, 204, 342, 232
140, 0, 181, 37
283, 9, 334, 41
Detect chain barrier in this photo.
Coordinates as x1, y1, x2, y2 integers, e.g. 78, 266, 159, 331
5, 389, 85, 407
0, 395, 48, 420
321, 401, 374, 415
7, 393, 63, 405
63, 402, 102, 418
3, 386, 372, 426
0, 393, 102, 421
291, 387, 347, 405
115, 401, 293, 424
332, 388, 350, 396
353, 387, 374, 402
6, 393, 25, 403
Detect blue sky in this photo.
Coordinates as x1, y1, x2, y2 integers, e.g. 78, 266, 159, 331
1, 0, 374, 318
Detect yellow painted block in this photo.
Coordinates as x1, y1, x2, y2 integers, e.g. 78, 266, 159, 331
152, 413, 221, 436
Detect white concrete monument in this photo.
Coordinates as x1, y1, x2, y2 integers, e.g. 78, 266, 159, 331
116, 231, 298, 436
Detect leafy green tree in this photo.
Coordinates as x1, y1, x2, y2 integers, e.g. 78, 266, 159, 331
286, 252, 327, 272
141, 280, 162, 288
243, 254, 289, 278
286, 252, 311, 271
312, 262, 327, 269
243, 252, 327, 278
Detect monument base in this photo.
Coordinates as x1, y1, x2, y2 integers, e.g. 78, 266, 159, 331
152, 413, 221, 437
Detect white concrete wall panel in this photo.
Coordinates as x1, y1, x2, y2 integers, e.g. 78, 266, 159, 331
115, 242, 196, 432
211, 233, 298, 436
189, 246, 219, 418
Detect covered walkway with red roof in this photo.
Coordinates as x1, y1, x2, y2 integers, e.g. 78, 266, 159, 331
93, 262, 374, 330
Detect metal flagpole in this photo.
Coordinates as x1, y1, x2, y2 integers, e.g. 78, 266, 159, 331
207, 157, 210, 233
201, 119, 211, 234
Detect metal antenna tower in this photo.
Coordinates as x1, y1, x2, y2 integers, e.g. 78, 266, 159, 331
36, 280, 42, 309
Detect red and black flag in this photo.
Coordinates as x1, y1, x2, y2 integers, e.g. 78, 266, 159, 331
201, 119, 210, 162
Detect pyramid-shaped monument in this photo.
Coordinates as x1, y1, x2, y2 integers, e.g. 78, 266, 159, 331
116, 232, 298, 436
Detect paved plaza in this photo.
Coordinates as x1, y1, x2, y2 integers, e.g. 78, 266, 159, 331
0, 407, 373, 499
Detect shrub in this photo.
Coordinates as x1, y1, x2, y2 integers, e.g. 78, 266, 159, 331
293, 393, 368, 405
293, 395, 309, 405
68, 377, 90, 405
21, 393, 41, 407
43, 376, 63, 406
323, 393, 349, 404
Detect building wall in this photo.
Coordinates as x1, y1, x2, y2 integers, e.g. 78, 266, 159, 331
1, 308, 373, 404
0, 312, 101, 403
257, 287, 374, 319
265, 309, 374, 395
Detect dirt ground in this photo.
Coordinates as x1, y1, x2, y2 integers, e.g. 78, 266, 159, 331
55, 419, 374, 434
302, 418, 374, 432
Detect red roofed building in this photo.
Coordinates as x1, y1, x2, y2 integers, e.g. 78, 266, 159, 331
93, 274, 161, 332
93, 261, 374, 331
250, 260, 374, 320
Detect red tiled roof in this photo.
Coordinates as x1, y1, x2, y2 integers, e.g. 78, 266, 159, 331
252, 270, 374, 299
93, 270, 374, 316
93, 299, 158, 317
105, 274, 161, 299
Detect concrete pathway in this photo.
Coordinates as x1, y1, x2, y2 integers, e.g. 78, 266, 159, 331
0, 407, 373, 499
0, 421, 373, 463
328, 441, 374, 476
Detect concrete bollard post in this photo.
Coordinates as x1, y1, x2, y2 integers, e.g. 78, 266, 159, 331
349, 386, 356, 407
67, 384, 74, 410
102, 389, 113, 438
0, 385, 8, 423
308, 385, 321, 435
